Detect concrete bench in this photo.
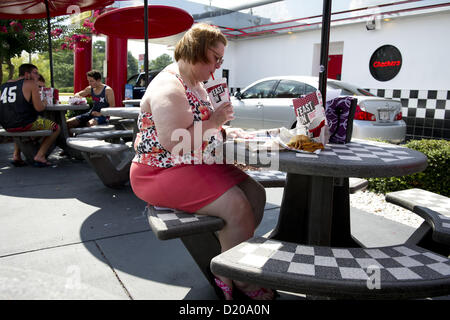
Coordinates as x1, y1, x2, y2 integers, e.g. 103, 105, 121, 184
77, 129, 133, 142
386, 189, 450, 248
245, 170, 368, 193
0, 128, 52, 137
0, 128, 53, 164
210, 236, 450, 299
69, 124, 115, 136
146, 205, 224, 292
66, 137, 134, 188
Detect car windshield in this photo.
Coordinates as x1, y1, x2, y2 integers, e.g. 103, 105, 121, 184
327, 81, 375, 97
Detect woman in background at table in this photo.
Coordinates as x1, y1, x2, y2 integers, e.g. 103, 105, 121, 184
129, 23, 274, 300
66, 70, 115, 129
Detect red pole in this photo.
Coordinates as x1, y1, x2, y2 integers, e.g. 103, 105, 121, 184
106, 36, 127, 107
73, 38, 92, 94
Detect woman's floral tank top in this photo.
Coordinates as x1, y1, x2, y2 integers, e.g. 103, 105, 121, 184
132, 70, 223, 168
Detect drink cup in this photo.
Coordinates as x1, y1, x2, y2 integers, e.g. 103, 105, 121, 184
204, 78, 230, 109
53, 88, 59, 104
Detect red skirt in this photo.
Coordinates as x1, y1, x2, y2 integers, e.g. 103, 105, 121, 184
130, 162, 249, 213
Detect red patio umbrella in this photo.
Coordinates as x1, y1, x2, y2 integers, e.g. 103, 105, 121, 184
0, 0, 114, 87
94, 4, 193, 87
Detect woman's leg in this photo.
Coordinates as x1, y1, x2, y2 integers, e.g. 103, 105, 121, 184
236, 177, 266, 228
196, 181, 272, 300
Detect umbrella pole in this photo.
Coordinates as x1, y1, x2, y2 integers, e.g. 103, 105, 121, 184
44, 0, 54, 88
318, 0, 332, 105
144, 0, 149, 87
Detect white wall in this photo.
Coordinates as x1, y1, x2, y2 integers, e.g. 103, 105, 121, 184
225, 10, 450, 91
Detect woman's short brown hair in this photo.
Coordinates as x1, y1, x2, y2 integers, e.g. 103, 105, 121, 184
174, 23, 227, 64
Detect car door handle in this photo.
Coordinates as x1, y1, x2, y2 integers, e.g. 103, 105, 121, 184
256, 102, 263, 109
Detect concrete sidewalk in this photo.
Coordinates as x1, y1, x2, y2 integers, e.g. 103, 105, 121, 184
0, 141, 444, 300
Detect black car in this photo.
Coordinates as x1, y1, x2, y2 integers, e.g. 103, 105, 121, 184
125, 69, 161, 100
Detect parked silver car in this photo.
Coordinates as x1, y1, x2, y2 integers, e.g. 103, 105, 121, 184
230, 76, 406, 143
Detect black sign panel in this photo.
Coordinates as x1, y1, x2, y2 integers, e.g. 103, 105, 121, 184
369, 45, 402, 81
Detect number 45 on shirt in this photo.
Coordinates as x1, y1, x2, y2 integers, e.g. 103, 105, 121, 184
0, 86, 17, 104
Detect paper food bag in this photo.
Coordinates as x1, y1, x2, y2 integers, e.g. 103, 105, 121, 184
41, 87, 54, 105
292, 90, 330, 146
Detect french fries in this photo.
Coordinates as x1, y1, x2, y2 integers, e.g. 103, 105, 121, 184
286, 134, 324, 153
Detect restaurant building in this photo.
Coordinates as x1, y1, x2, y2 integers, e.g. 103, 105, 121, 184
215, 6, 450, 141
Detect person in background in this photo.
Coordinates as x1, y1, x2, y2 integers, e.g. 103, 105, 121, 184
37, 74, 46, 89
129, 23, 275, 300
66, 70, 115, 129
0, 64, 60, 167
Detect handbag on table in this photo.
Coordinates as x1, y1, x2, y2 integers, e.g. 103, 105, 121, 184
325, 96, 357, 144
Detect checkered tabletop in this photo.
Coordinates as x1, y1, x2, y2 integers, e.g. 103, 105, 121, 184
295, 139, 413, 163
386, 189, 450, 245
211, 237, 450, 299
145, 205, 224, 240
246, 170, 286, 181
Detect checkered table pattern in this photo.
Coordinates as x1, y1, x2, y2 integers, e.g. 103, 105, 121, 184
386, 189, 450, 244
246, 170, 286, 181
145, 205, 224, 240
211, 237, 450, 298
233, 237, 450, 281
295, 139, 414, 163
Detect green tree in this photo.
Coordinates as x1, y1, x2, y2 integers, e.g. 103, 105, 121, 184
92, 40, 105, 74
127, 52, 138, 78
0, 18, 67, 83
149, 53, 173, 70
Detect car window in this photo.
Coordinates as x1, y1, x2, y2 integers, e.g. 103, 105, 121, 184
305, 84, 316, 95
327, 82, 375, 96
241, 80, 278, 99
127, 74, 138, 85
273, 80, 305, 98
137, 76, 146, 87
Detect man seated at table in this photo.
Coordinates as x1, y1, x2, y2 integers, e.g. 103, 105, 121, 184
0, 63, 61, 167
66, 70, 115, 129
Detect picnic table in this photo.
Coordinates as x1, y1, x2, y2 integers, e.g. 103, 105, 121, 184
122, 99, 141, 107
209, 139, 450, 299
224, 138, 428, 247
43, 103, 90, 157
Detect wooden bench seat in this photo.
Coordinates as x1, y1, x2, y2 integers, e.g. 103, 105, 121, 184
66, 137, 134, 188
69, 124, 115, 136
210, 236, 450, 299
386, 189, 450, 247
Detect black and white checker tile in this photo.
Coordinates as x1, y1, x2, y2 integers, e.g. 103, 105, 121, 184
146, 206, 222, 230
228, 237, 450, 282
295, 139, 414, 162
386, 189, 450, 234
367, 88, 450, 140
246, 170, 286, 181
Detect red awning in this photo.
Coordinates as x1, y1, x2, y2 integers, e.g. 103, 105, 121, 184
94, 5, 193, 39
0, 0, 114, 19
